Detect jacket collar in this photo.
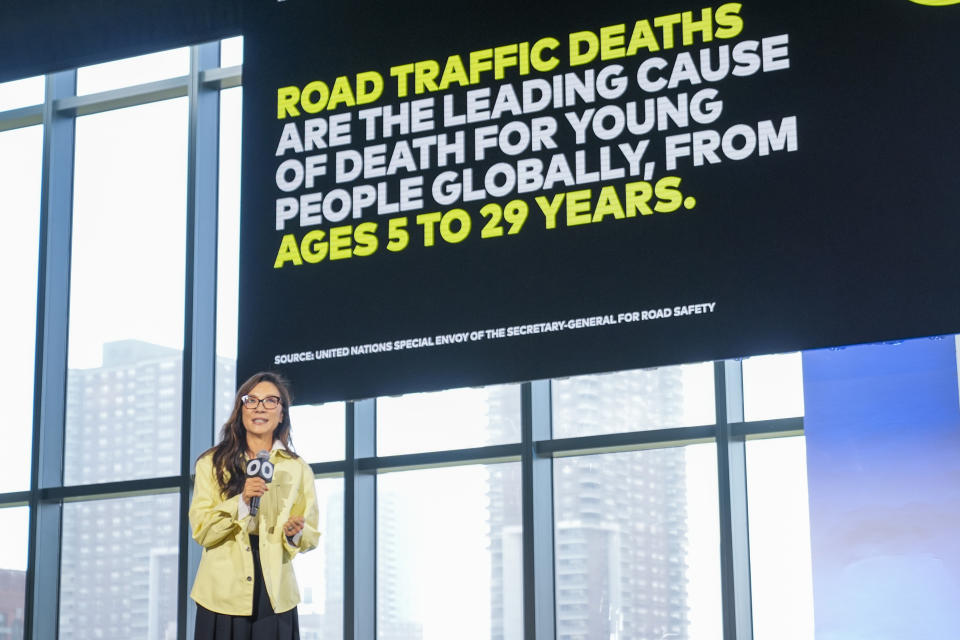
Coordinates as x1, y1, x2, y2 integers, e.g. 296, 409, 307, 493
272, 439, 296, 458
246, 439, 293, 460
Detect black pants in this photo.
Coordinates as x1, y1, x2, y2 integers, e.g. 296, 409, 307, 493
195, 535, 300, 640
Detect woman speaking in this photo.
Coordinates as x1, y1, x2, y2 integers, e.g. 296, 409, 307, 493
190, 372, 319, 639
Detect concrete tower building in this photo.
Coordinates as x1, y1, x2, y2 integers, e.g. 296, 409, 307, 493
488, 368, 690, 640
58, 341, 234, 640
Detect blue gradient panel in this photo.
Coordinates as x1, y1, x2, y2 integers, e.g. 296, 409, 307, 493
803, 338, 960, 640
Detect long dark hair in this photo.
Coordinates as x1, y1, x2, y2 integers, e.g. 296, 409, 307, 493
205, 371, 298, 498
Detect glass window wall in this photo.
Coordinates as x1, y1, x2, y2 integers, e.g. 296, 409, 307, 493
0, 125, 43, 493
215, 85, 242, 435
552, 363, 715, 438
0, 506, 29, 640
59, 494, 179, 640
746, 436, 815, 640
295, 477, 344, 640
77, 48, 190, 96
377, 385, 521, 456
0, 76, 44, 111
742, 353, 804, 422
554, 445, 722, 640
377, 463, 523, 640
64, 99, 188, 485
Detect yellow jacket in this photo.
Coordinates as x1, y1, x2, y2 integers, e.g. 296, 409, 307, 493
189, 448, 320, 615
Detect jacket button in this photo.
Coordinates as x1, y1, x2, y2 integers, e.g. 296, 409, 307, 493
245, 547, 250, 552
269, 526, 275, 534
246, 576, 252, 582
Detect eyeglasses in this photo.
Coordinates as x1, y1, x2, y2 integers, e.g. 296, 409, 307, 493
241, 394, 282, 410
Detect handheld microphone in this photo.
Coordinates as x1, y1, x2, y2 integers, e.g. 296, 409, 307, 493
245, 450, 274, 517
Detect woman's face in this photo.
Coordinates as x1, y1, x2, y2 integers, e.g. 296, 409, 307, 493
241, 380, 284, 441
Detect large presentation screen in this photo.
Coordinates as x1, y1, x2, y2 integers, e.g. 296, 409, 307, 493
238, 1, 960, 403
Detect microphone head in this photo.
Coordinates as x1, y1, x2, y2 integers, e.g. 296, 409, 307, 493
256, 450, 270, 460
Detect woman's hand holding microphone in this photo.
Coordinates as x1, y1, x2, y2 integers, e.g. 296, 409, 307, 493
242, 477, 268, 504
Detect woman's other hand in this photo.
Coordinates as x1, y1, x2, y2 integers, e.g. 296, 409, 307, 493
283, 516, 305, 538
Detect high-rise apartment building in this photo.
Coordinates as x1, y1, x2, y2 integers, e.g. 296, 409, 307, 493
377, 486, 424, 640
489, 369, 690, 640
0, 570, 25, 640
58, 341, 235, 640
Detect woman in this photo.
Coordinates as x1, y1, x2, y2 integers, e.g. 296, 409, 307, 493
190, 371, 320, 639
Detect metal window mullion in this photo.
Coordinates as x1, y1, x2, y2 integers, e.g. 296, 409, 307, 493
200, 65, 243, 91
537, 424, 716, 457
715, 360, 754, 640
55, 76, 189, 118
522, 380, 555, 640
346, 399, 376, 640
0, 104, 43, 132
26, 69, 78, 640
178, 41, 222, 640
